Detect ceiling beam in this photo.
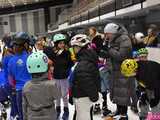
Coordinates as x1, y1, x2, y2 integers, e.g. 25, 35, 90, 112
0, 0, 73, 15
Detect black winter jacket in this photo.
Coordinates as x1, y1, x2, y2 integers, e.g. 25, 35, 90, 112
136, 60, 160, 107
72, 48, 101, 102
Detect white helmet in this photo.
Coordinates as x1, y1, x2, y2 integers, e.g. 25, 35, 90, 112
104, 23, 120, 34
70, 34, 90, 47
135, 32, 144, 43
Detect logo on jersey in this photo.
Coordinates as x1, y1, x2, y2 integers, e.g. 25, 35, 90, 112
16, 59, 24, 66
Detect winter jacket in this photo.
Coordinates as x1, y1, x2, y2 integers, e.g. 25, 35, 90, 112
108, 34, 136, 106
136, 60, 160, 108
23, 73, 60, 120
144, 35, 159, 47
72, 48, 100, 102
44, 48, 73, 79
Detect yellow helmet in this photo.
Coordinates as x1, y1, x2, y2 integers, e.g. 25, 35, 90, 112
121, 59, 138, 77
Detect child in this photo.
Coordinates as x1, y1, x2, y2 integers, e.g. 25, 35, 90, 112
89, 33, 111, 116
0, 63, 8, 120
70, 34, 101, 120
121, 58, 160, 120
8, 32, 32, 120
137, 48, 148, 61
23, 51, 60, 120
2, 34, 18, 119
98, 57, 112, 117
136, 48, 150, 120
50, 33, 73, 120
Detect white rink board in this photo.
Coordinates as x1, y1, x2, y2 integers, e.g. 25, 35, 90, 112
147, 47, 160, 63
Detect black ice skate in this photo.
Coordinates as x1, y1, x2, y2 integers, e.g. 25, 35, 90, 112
102, 106, 111, 117
56, 106, 61, 120
93, 103, 101, 114
0, 103, 7, 120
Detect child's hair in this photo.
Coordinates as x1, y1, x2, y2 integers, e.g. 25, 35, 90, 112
32, 73, 46, 78
89, 27, 97, 34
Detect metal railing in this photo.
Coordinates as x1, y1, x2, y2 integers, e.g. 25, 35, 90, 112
58, 0, 146, 25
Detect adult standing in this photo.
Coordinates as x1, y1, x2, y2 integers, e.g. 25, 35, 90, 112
144, 24, 159, 47
103, 23, 136, 120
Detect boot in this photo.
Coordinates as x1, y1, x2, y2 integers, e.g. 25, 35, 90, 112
102, 106, 111, 117
93, 103, 101, 114
62, 107, 69, 120
56, 106, 61, 119
1, 109, 7, 120
102, 95, 111, 117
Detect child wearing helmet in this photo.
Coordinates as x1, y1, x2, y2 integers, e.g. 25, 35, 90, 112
137, 48, 148, 61
47, 33, 73, 120
7, 32, 32, 120
1, 34, 19, 119
132, 32, 145, 51
70, 34, 100, 120
121, 59, 160, 120
23, 51, 60, 120
135, 48, 149, 120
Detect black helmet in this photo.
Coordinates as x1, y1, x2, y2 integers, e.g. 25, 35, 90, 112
14, 32, 31, 45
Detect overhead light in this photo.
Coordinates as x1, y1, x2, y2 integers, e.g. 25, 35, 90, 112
22, 0, 27, 5
8, 0, 15, 7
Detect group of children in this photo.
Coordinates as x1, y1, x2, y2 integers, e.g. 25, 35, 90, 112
0, 22, 159, 120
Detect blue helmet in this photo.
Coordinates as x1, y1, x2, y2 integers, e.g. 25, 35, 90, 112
132, 51, 138, 58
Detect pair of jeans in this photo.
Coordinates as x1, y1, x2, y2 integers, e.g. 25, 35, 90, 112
55, 79, 69, 107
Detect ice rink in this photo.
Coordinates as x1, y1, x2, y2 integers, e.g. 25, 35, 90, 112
2, 94, 140, 120
67, 94, 140, 120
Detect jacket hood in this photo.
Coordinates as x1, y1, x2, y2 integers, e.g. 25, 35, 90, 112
77, 48, 98, 63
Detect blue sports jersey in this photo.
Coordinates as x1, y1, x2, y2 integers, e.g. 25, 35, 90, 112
2, 54, 14, 85
8, 51, 32, 90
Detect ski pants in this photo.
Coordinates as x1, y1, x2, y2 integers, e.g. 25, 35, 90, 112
74, 97, 93, 120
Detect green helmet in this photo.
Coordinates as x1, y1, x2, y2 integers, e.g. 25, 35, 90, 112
137, 48, 148, 56
27, 51, 48, 73
52, 33, 66, 43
